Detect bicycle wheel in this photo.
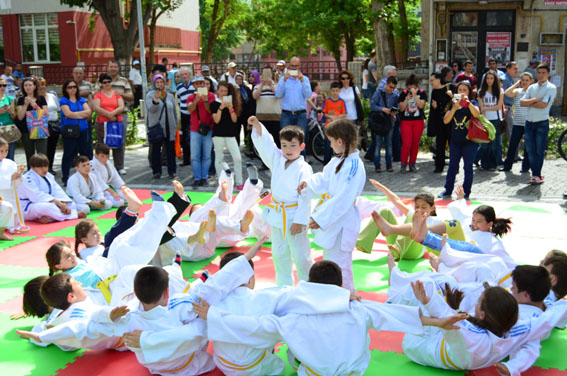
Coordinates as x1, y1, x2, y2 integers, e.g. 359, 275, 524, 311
558, 129, 567, 162
311, 132, 325, 163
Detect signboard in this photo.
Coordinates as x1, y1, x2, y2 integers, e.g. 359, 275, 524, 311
544, 0, 567, 5
485, 32, 512, 67
538, 48, 557, 74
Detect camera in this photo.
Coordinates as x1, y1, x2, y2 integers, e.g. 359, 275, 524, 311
390, 107, 399, 113
454, 94, 462, 101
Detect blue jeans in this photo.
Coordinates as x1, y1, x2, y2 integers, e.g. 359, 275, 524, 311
422, 231, 483, 254
503, 125, 529, 171
7, 141, 16, 160
373, 128, 393, 168
524, 120, 549, 177
478, 120, 500, 170
280, 110, 308, 156
190, 130, 213, 181
61, 130, 91, 182
444, 140, 479, 196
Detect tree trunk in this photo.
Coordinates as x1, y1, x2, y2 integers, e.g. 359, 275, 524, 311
148, 8, 160, 74
333, 53, 343, 72
385, 19, 396, 64
344, 29, 356, 63
204, 0, 231, 63
371, 0, 393, 73
397, 0, 409, 62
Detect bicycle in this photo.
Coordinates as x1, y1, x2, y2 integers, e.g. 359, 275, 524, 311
558, 128, 567, 162
308, 117, 326, 163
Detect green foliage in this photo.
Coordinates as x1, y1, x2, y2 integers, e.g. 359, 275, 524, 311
383, 0, 422, 53
199, 0, 245, 61
547, 116, 567, 159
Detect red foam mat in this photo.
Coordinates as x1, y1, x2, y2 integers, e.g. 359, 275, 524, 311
0, 294, 23, 314
0, 236, 70, 268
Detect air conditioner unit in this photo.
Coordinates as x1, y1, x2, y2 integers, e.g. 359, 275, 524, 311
539, 33, 565, 46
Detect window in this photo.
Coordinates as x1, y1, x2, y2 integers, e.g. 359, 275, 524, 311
452, 12, 478, 27
19, 14, 60, 63
486, 11, 513, 27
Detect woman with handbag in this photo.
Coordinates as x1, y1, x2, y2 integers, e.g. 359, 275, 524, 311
16, 77, 48, 168
59, 79, 92, 185
338, 70, 363, 127
92, 73, 125, 173
477, 72, 504, 171
146, 74, 178, 180
38, 78, 60, 175
429, 72, 453, 173
439, 81, 480, 199
0, 77, 18, 160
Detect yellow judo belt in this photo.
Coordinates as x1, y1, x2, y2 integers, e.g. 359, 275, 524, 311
266, 197, 298, 239
498, 272, 512, 286
440, 338, 462, 370
305, 365, 353, 376
217, 349, 267, 371
162, 352, 195, 373
96, 275, 118, 304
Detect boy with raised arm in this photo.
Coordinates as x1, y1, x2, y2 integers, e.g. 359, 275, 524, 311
248, 115, 313, 286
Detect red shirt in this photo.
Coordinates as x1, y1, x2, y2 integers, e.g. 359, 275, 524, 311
94, 91, 123, 122
188, 92, 216, 132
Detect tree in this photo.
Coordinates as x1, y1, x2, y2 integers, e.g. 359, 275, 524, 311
147, 0, 184, 71
371, 0, 393, 73
61, 0, 153, 68
200, 0, 244, 63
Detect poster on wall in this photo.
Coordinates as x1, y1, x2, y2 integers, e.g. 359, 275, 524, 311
538, 48, 557, 74
544, 0, 567, 5
485, 32, 512, 67
452, 32, 478, 67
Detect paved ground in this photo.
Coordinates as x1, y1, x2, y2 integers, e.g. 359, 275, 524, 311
14, 141, 567, 203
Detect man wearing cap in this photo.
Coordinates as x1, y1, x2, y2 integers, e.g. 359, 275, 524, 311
177, 67, 195, 166
275, 56, 311, 156
202, 65, 218, 90
275, 60, 286, 82
187, 75, 215, 187
221, 62, 238, 85
129, 60, 143, 110
525, 59, 539, 78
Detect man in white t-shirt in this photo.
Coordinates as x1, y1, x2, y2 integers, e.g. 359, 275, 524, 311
220, 62, 238, 85
129, 60, 143, 110
1, 66, 17, 97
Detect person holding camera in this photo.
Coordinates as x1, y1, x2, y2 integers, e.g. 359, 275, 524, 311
438, 81, 480, 199
146, 74, 178, 180
398, 74, 427, 173
369, 76, 399, 173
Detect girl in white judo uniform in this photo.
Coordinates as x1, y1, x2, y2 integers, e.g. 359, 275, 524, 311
0, 137, 26, 239
18, 153, 85, 223
66, 155, 119, 213
249, 116, 313, 286
298, 119, 365, 291
90, 143, 125, 203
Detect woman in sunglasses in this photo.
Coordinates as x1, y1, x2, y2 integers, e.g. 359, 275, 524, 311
338, 70, 363, 127
0, 77, 17, 160
59, 79, 92, 184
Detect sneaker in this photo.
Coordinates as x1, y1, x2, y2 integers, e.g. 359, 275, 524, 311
201, 179, 209, 187
437, 190, 451, 198
534, 176, 544, 184
528, 177, 537, 184
235, 184, 245, 191
409, 164, 418, 173
192, 179, 200, 188
119, 169, 127, 175
386, 165, 393, 172
221, 162, 232, 176
168, 174, 177, 179
400, 164, 408, 174
375, 166, 381, 173
153, 174, 161, 179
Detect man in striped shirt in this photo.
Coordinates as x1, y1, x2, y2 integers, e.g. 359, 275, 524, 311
176, 67, 195, 166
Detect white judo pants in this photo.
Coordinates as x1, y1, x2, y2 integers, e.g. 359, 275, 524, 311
323, 230, 354, 291
271, 224, 312, 286
0, 200, 14, 228
76, 200, 113, 214
23, 201, 78, 222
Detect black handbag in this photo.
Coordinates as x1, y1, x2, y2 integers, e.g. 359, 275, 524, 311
147, 101, 166, 144
367, 91, 392, 136
353, 86, 364, 122
61, 124, 80, 138
196, 104, 210, 136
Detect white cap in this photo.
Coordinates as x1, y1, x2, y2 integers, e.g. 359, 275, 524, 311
132, 60, 140, 65
228, 62, 237, 68
277, 60, 285, 66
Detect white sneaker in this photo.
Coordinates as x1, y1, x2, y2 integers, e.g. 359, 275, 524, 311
119, 169, 127, 175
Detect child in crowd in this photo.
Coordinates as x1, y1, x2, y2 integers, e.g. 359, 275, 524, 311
320, 82, 347, 164
18, 153, 86, 223
90, 143, 125, 203
298, 119, 365, 291
356, 179, 465, 259
66, 155, 120, 214
0, 137, 25, 239
249, 115, 313, 286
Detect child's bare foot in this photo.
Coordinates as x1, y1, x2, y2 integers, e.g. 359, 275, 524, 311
240, 209, 254, 233
387, 244, 400, 261
78, 211, 87, 219
206, 210, 216, 233
38, 216, 51, 224
218, 181, 229, 203
371, 210, 392, 236
172, 181, 188, 201
387, 251, 397, 285
429, 254, 440, 272
188, 220, 208, 244
122, 186, 143, 212
441, 233, 448, 249
411, 211, 428, 243
0, 231, 14, 241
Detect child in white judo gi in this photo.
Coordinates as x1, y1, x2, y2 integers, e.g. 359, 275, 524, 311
298, 119, 366, 291
0, 137, 25, 239
248, 116, 313, 286
18, 153, 86, 223
66, 155, 122, 213
90, 143, 125, 203
192, 259, 468, 376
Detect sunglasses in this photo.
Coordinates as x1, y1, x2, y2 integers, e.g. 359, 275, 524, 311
340, 77, 350, 80
67, 85, 77, 89
102, 80, 112, 84
0, 84, 7, 88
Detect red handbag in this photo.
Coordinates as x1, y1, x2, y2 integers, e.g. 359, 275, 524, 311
466, 115, 495, 144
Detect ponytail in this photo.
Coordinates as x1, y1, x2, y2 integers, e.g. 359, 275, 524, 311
467, 286, 518, 337
74, 219, 96, 258
473, 205, 512, 237
442, 283, 464, 311
45, 240, 71, 276
324, 119, 358, 174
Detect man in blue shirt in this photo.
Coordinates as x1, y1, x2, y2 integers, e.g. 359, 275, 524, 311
370, 76, 399, 172
275, 56, 311, 156
520, 63, 557, 184
501, 61, 518, 155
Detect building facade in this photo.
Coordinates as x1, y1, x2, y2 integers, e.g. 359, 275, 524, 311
421, 0, 567, 115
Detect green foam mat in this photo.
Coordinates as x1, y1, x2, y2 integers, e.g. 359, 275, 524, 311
42, 219, 117, 238
0, 236, 36, 251
180, 248, 228, 279
368, 350, 465, 375
353, 256, 432, 292
534, 328, 567, 370
505, 204, 552, 214
0, 313, 84, 376
0, 264, 48, 304
141, 191, 215, 205
86, 208, 116, 219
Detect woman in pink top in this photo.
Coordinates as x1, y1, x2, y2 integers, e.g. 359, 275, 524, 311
92, 73, 125, 170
